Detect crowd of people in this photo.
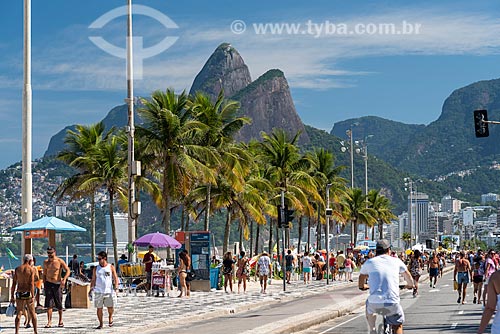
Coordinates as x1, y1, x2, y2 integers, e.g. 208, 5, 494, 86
13, 243, 499, 334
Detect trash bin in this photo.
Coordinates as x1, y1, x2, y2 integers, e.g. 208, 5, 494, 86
210, 267, 220, 289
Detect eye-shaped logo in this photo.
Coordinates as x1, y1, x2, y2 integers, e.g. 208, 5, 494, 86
89, 5, 179, 80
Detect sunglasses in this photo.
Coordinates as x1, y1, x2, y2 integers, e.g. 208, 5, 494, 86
97, 257, 105, 260
47, 252, 54, 256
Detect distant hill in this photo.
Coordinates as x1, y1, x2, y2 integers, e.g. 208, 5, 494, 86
331, 78, 500, 178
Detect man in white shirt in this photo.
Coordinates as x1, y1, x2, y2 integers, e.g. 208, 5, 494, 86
89, 251, 119, 329
358, 239, 414, 334
257, 252, 272, 294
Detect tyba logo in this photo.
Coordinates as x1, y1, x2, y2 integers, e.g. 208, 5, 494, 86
89, 5, 179, 79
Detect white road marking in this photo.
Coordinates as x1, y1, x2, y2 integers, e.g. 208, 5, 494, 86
442, 284, 450, 287
429, 289, 440, 292
317, 313, 365, 334
451, 322, 458, 329
458, 310, 464, 315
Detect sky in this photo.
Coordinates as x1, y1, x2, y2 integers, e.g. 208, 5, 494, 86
1, 0, 500, 168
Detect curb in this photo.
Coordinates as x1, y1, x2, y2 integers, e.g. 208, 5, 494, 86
141, 279, 358, 333
247, 266, 456, 334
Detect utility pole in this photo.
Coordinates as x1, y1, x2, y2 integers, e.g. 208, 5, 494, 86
326, 184, 332, 285
22, 0, 33, 256
281, 190, 286, 292
126, 0, 139, 262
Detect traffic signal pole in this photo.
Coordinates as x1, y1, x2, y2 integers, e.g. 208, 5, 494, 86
281, 190, 286, 292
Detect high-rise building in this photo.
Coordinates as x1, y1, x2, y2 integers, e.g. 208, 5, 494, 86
481, 193, 498, 205
441, 195, 462, 213
408, 192, 429, 245
105, 213, 129, 250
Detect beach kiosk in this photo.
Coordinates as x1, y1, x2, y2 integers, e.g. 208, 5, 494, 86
175, 231, 211, 292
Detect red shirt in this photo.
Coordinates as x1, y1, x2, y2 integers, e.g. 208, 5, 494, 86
143, 252, 154, 272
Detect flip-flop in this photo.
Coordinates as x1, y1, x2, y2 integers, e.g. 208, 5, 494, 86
44, 324, 52, 328
95, 325, 103, 329
58, 323, 64, 327
109, 321, 114, 327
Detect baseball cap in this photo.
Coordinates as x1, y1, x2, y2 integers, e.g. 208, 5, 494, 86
376, 239, 391, 250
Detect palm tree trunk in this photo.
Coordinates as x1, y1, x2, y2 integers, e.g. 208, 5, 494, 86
204, 184, 211, 231
239, 221, 243, 252
353, 219, 358, 245
184, 207, 190, 232
275, 219, 280, 257
109, 192, 118, 266
317, 205, 321, 250
298, 216, 303, 253
371, 226, 375, 241
249, 220, 254, 258
180, 206, 185, 231
378, 222, 383, 239
223, 208, 231, 254
255, 223, 260, 255
90, 193, 96, 261
268, 219, 273, 255
307, 216, 311, 253
163, 198, 173, 259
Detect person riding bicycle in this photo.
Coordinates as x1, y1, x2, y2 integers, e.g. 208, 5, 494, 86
358, 239, 415, 334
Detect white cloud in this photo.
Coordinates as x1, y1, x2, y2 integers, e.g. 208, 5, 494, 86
4, 7, 500, 95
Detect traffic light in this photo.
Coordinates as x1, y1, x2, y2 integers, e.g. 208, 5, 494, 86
474, 109, 489, 138
277, 205, 294, 228
277, 205, 285, 227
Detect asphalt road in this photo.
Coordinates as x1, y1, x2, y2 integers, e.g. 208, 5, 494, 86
144, 283, 365, 334
298, 270, 488, 334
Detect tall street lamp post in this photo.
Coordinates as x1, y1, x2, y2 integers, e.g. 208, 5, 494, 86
356, 135, 373, 239
341, 128, 355, 246
126, 0, 140, 262
22, 0, 33, 256
404, 178, 415, 248
325, 184, 332, 285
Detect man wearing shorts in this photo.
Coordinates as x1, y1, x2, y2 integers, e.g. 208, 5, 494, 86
90, 251, 119, 329
11, 254, 38, 334
336, 250, 346, 280
428, 253, 439, 288
43, 247, 70, 328
454, 251, 472, 304
257, 252, 272, 294
359, 239, 414, 334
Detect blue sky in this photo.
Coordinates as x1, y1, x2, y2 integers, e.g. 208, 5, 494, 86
1, 0, 500, 168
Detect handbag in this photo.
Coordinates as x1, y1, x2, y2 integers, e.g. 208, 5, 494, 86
6, 302, 16, 317
186, 269, 196, 281
453, 280, 458, 291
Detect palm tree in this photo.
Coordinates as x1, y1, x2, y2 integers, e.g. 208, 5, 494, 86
402, 232, 411, 249
79, 134, 127, 264
367, 189, 397, 240
257, 129, 322, 253
191, 91, 250, 231
136, 89, 217, 246
306, 148, 347, 251
344, 188, 377, 246
54, 122, 111, 260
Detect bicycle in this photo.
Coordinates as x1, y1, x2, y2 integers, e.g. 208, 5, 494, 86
371, 284, 413, 334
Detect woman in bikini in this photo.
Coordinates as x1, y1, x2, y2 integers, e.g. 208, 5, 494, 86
222, 252, 235, 293
178, 251, 191, 298
236, 250, 249, 294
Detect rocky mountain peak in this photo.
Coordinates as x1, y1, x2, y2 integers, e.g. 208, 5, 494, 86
189, 43, 252, 100
233, 69, 310, 144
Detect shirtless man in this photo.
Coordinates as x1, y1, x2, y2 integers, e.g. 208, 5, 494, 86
11, 254, 38, 334
428, 253, 440, 288
454, 251, 472, 304
42, 247, 70, 328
